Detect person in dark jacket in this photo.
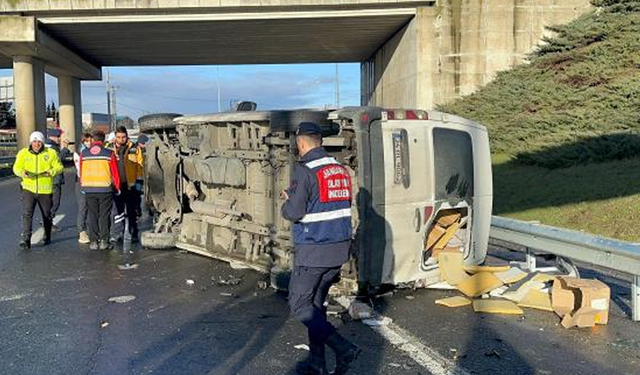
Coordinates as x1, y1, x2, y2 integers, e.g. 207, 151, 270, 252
45, 128, 70, 231
79, 130, 121, 251
281, 122, 360, 375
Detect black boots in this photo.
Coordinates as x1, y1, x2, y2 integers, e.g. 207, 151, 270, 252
325, 332, 361, 375
19, 234, 31, 250
296, 342, 328, 375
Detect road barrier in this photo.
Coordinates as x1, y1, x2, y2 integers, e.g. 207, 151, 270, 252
490, 215, 640, 321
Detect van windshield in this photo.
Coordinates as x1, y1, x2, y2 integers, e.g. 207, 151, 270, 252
433, 128, 474, 200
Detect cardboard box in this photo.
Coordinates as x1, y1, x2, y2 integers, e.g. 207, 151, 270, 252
551, 276, 610, 328
426, 224, 446, 250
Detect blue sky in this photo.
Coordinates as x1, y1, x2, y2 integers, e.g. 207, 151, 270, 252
0, 63, 361, 121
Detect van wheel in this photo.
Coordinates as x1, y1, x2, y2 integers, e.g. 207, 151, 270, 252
138, 113, 182, 133
141, 231, 177, 250
269, 110, 339, 136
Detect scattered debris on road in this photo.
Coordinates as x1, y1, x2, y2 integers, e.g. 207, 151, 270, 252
100, 320, 109, 328
117, 263, 139, 270
215, 276, 243, 286
427, 245, 611, 329
294, 344, 310, 351
256, 281, 268, 290
185, 279, 195, 286
108, 295, 136, 303
348, 301, 373, 320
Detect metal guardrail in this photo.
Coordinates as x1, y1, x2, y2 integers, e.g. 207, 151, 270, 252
490, 215, 640, 321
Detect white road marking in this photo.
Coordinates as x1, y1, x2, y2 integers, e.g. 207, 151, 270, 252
336, 298, 471, 375
31, 214, 65, 245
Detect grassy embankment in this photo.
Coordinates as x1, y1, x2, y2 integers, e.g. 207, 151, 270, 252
439, 0, 640, 241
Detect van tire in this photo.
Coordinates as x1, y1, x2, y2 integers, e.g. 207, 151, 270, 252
140, 231, 177, 250
269, 110, 338, 135
138, 113, 182, 133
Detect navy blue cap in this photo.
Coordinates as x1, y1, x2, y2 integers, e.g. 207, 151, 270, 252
48, 128, 62, 137
296, 122, 322, 136
137, 134, 149, 145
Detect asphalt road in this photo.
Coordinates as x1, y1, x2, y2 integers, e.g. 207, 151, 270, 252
0, 172, 639, 375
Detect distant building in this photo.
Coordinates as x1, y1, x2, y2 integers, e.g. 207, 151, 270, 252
82, 112, 111, 134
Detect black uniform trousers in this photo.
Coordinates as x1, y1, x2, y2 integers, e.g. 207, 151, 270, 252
21, 190, 52, 239
112, 185, 139, 239
288, 265, 341, 345
50, 183, 62, 221
86, 193, 112, 243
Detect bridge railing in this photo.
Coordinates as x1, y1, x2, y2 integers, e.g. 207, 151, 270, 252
490, 215, 640, 321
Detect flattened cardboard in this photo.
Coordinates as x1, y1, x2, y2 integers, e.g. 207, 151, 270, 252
457, 272, 504, 298
473, 299, 523, 315
434, 222, 462, 251
435, 296, 472, 308
464, 264, 511, 274
552, 276, 610, 328
517, 289, 553, 312
438, 249, 470, 286
436, 212, 461, 228
426, 225, 447, 250
495, 267, 529, 284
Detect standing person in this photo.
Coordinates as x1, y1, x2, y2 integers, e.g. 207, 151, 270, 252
281, 122, 360, 375
132, 134, 149, 218
45, 128, 71, 231
80, 130, 120, 251
110, 126, 143, 243
73, 133, 92, 244
13, 131, 64, 250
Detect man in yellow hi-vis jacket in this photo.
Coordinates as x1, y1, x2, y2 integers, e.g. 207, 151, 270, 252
110, 126, 144, 243
13, 131, 64, 250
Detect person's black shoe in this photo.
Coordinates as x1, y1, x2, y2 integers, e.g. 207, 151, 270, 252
19, 238, 31, 251
109, 236, 122, 244
326, 333, 361, 375
89, 242, 99, 251
296, 342, 328, 375
99, 240, 112, 251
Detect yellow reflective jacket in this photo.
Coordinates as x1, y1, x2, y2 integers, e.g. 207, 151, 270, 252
112, 140, 144, 187
13, 147, 64, 194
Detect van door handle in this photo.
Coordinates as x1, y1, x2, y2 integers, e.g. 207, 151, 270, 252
414, 208, 421, 232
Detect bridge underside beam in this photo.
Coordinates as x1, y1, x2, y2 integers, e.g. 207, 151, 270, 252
0, 16, 101, 80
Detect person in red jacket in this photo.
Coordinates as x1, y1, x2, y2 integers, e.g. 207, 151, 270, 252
79, 130, 121, 251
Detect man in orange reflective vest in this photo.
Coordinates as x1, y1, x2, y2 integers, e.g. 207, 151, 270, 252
79, 130, 120, 251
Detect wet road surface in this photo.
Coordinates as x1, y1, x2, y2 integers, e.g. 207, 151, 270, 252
1, 173, 639, 375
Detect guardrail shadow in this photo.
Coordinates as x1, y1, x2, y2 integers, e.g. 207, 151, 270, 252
493, 133, 640, 215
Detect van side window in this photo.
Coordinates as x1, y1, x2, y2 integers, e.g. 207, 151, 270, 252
391, 129, 410, 188
433, 128, 474, 199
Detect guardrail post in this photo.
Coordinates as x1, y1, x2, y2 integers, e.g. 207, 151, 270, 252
633, 275, 640, 322
526, 248, 536, 272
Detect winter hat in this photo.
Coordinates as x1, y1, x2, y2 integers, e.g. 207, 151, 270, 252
29, 131, 45, 143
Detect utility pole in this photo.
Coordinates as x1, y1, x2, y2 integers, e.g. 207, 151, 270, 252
106, 69, 118, 131
335, 63, 340, 108
106, 69, 111, 129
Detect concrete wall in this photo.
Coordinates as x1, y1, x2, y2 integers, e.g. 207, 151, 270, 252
364, 0, 593, 109
1, 0, 433, 12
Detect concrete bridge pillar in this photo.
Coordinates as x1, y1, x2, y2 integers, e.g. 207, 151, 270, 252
13, 56, 46, 149
58, 75, 82, 151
